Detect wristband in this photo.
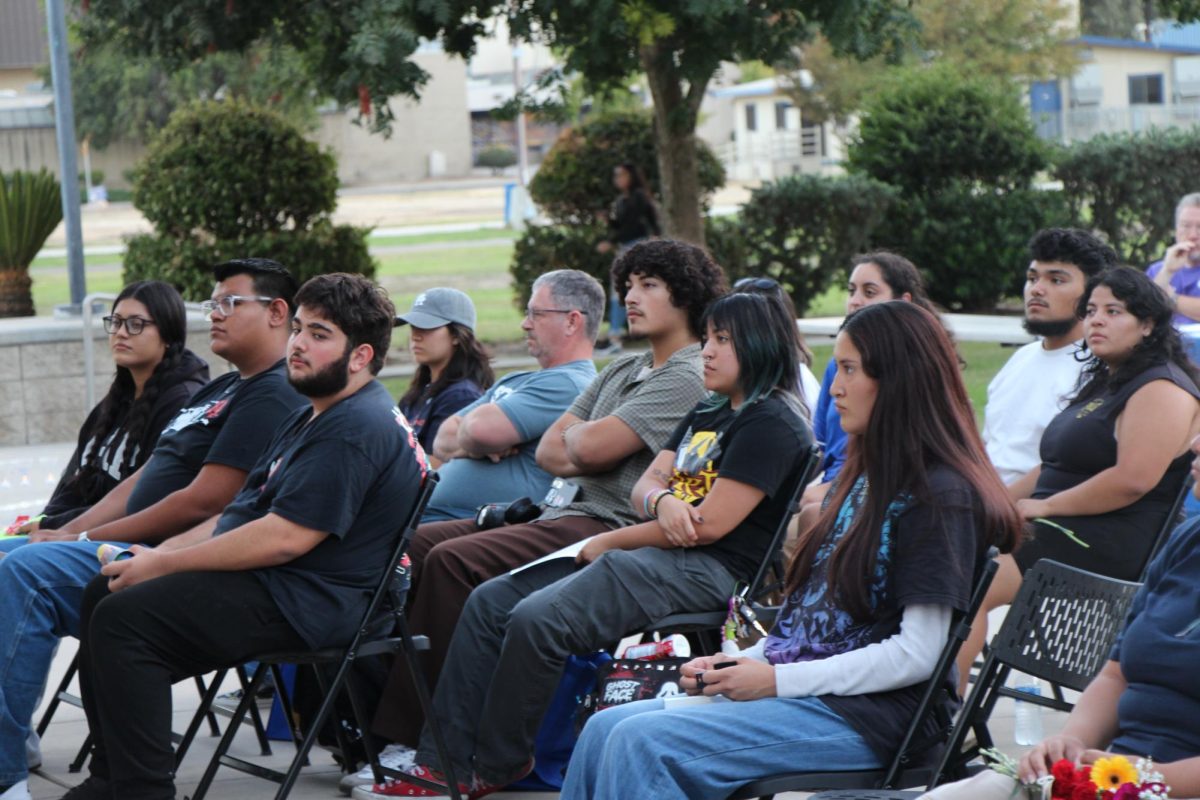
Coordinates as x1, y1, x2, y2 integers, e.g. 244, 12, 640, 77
642, 489, 657, 519
648, 489, 672, 518
77, 530, 90, 542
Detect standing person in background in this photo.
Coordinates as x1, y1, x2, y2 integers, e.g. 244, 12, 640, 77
7, 281, 209, 535
596, 162, 660, 354
983, 229, 1116, 486
1147, 192, 1200, 325
395, 288, 494, 467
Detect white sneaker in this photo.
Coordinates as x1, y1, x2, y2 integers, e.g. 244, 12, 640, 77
0, 780, 32, 800
339, 744, 419, 795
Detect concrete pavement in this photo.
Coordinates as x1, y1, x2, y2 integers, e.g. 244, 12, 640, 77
2, 442, 1055, 800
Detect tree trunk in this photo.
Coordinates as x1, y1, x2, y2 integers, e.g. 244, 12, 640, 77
0, 269, 35, 317
641, 43, 710, 247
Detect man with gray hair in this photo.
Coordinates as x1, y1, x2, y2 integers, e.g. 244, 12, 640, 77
420, 269, 604, 522
1148, 192, 1200, 324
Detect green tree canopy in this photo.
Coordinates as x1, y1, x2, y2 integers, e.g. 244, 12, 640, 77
790, 0, 1078, 125
847, 65, 1062, 311
405, 0, 913, 244
66, 40, 320, 150
77, 0, 426, 134
78, 0, 914, 245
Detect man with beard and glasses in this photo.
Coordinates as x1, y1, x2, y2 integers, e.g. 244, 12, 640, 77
61, 274, 428, 800
982, 228, 1118, 486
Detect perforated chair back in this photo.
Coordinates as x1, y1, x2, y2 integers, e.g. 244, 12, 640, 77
1139, 475, 1192, 582
988, 558, 1140, 693
932, 559, 1141, 786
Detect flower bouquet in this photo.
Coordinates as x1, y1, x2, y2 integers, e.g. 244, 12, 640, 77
981, 749, 1170, 799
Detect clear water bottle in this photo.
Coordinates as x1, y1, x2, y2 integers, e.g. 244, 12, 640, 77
1013, 676, 1044, 746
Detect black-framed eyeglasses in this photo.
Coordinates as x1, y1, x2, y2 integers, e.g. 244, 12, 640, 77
200, 294, 275, 319
524, 307, 587, 319
102, 315, 156, 335
733, 277, 781, 291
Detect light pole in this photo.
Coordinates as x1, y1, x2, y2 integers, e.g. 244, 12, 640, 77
46, 0, 87, 310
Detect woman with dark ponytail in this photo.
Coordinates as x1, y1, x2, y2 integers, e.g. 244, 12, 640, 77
11, 281, 209, 533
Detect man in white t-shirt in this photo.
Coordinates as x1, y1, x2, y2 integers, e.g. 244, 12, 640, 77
983, 228, 1118, 486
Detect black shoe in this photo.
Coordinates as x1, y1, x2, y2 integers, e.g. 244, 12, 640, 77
61, 777, 113, 800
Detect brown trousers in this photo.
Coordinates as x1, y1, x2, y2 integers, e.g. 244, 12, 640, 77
371, 514, 611, 745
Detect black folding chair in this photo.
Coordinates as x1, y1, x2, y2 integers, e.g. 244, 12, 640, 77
188, 473, 461, 800
34, 650, 238, 773
643, 445, 822, 652
931, 559, 1141, 785
809, 560, 1144, 800
1138, 474, 1192, 582
967, 476, 1189, 703
724, 552, 999, 800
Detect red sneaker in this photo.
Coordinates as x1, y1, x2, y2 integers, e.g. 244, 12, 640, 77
349, 765, 466, 798
465, 759, 534, 800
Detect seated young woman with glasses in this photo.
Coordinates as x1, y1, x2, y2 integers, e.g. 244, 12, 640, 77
4, 281, 209, 537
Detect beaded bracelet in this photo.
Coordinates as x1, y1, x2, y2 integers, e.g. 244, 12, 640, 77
648, 489, 672, 518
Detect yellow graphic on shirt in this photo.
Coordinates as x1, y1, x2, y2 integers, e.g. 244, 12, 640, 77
670, 428, 722, 504
1075, 398, 1104, 419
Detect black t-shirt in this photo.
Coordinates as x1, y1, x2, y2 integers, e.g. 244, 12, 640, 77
814, 466, 985, 765
608, 192, 660, 245
41, 350, 209, 528
663, 394, 813, 583
126, 361, 306, 514
215, 381, 429, 649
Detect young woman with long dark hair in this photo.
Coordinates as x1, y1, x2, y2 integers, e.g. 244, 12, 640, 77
807, 251, 939, 506
6, 281, 208, 535
395, 288, 494, 465
559, 301, 1022, 800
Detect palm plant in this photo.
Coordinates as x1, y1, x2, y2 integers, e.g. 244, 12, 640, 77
0, 170, 63, 317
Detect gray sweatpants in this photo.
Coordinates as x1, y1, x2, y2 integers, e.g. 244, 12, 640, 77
414, 546, 736, 785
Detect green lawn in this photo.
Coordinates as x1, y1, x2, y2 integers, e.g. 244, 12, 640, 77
27, 234, 1014, 422
808, 339, 1010, 426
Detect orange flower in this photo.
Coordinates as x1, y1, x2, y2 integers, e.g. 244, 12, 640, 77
1090, 756, 1139, 791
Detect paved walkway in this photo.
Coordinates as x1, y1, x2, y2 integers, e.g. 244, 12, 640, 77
2, 443, 1056, 800
44, 179, 755, 250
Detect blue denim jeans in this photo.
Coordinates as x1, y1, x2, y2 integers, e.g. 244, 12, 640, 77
0, 537, 115, 783
559, 695, 881, 800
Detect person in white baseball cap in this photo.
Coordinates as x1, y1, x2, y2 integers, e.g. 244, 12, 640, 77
395, 288, 494, 463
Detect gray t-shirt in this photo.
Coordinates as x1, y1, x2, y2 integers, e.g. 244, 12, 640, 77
542, 343, 705, 528
424, 359, 598, 521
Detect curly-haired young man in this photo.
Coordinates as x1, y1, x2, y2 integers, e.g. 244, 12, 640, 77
349, 240, 726, 796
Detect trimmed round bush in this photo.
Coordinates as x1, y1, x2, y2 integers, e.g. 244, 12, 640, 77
123, 100, 373, 298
